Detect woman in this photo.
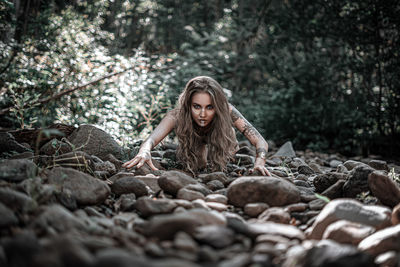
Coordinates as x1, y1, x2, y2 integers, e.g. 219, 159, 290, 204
122, 76, 271, 176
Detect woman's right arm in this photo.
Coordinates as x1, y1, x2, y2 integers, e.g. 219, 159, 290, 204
122, 109, 177, 170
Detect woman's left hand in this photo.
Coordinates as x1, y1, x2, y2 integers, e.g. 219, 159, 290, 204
250, 158, 271, 176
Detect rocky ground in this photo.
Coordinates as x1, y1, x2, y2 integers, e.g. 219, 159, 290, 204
1, 124, 400, 267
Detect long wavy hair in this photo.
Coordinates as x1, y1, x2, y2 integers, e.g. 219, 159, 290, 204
175, 76, 237, 173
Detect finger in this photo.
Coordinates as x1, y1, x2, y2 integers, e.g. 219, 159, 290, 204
124, 157, 140, 169
147, 159, 159, 171
136, 159, 146, 169
265, 168, 271, 176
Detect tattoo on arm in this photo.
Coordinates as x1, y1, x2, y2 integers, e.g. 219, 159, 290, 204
241, 123, 262, 139
256, 148, 268, 154
231, 107, 241, 123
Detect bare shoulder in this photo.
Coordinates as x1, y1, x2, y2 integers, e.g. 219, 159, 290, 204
167, 108, 179, 119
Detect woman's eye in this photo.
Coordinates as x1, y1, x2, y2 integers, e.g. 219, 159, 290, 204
207, 105, 214, 110
193, 104, 200, 109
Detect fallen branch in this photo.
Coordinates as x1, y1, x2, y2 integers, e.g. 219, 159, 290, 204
0, 64, 176, 115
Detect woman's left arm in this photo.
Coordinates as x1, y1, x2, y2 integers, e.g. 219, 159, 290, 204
230, 104, 271, 176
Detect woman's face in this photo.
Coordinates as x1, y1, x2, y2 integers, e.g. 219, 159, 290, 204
191, 92, 215, 127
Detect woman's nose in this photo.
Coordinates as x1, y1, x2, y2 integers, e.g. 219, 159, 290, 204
200, 108, 206, 117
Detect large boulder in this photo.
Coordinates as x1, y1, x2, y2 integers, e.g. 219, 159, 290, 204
45, 167, 110, 205
67, 125, 123, 160
227, 176, 301, 207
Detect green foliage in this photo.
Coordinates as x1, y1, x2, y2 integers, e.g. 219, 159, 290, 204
0, 0, 399, 158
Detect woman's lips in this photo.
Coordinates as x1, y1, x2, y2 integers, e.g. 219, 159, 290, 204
199, 119, 207, 126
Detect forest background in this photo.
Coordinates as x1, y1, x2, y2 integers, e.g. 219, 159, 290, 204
0, 0, 399, 158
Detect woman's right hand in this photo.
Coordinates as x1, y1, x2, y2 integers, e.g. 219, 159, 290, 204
122, 150, 159, 170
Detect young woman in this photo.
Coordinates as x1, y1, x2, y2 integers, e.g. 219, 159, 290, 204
122, 76, 271, 176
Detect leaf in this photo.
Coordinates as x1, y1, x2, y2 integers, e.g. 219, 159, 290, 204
314, 193, 330, 203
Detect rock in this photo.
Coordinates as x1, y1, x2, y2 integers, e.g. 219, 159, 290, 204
93, 248, 150, 267
313, 172, 346, 193
368, 159, 389, 171
94, 161, 116, 176
302, 239, 376, 267
206, 180, 225, 191
374, 251, 400, 267
322, 220, 375, 245
285, 203, 308, 213
111, 176, 148, 197
146, 209, 226, 240
134, 197, 177, 217
194, 225, 235, 248
307, 199, 392, 239
358, 224, 400, 256
198, 172, 229, 185
108, 172, 136, 183
104, 154, 124, 171
45, 167, 110, 205
320, 179, 345, 199
218, 253, 251, 267
247, 222, 305, 240
116, 193, 136, 212
329, 159, 343, 168
227, 176, 301, 207
236, 145, 256, 157
235, 154, 254, 165
162, 149, 176, 161
134, 175, 162, 193
0, 202, 18, 228
184, 183, 212, 196
392, 203, 400, 225
343, 165, 375, 197
1, 231, 41, 267
173, 199, 194, 209
244, 203, 269, 217
52, 151, 95, 172
68, 124, 124, 160
205, 194, 228, 204
205, 202, 228, 212
158, 171, 198, 196
0, 132, 31, 154
309, 162, 323, 173
32, 204, 87, 234
8, 151, 34, 160
190, 199, 210, 210
343, 160, 368, 170
40, 138, 73, 156
298, 164, 315, 175
177, 188, 205, 201
0, 159, 37, 182
272, 141, 296, 158
308, 199, 328, 210
32, 235, 94, 267
174, 231, 198, 252
368, 170, 400, 208
257, 207, 291, 224
0, 187, 36, 212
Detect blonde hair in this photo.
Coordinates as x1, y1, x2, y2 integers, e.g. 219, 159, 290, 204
175, 76, 237, 173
